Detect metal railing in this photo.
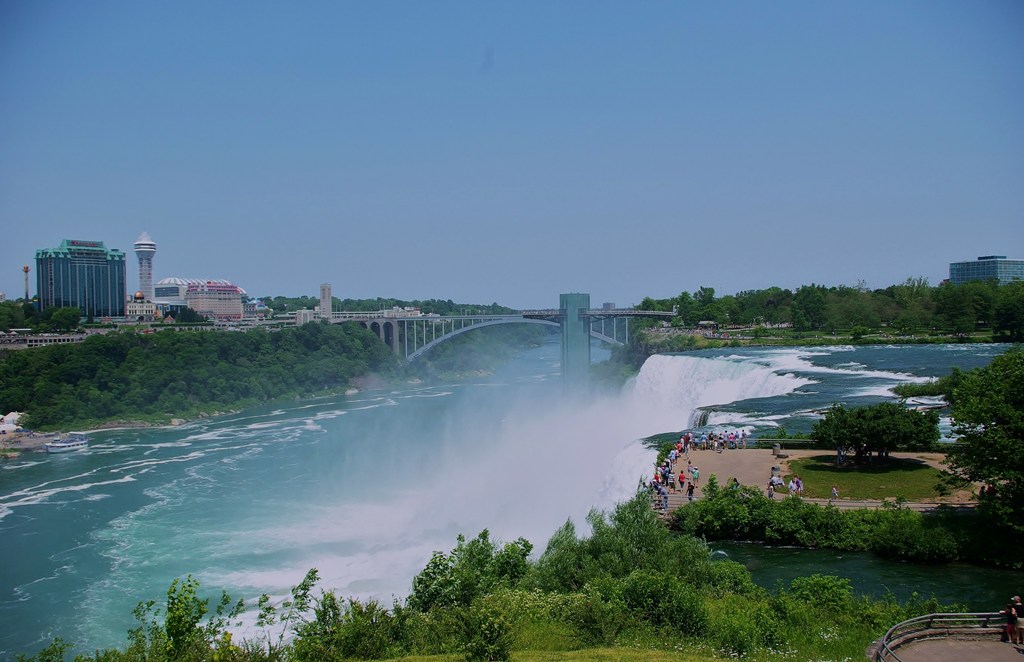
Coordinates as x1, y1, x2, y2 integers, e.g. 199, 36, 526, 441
875, 612, 1003, 661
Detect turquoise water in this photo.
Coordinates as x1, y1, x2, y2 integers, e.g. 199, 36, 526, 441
713, 542, 1017, 613
0, 341, 1013, 656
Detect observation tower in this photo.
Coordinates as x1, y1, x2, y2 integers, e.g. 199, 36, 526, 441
133, 232, 157, 302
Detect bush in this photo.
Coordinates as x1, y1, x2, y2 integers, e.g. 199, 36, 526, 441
619, 570, 708, 636
459, 604, 513, 662
870, 508, 959, 563
788, 574, 853, 613
707, 594, 785, 657
706, 560, 761, 598
565, 585, 630, 647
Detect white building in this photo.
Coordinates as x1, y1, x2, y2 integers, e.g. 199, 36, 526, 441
133, 232, 157, 302
126, 291, 157, 321
153, 277, 246, 320
186, 281, 245, 320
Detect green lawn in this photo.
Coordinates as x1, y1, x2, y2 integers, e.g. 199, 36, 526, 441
784, 454, 961, 500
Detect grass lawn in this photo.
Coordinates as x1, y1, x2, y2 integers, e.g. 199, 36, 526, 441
784, 454, 959, 500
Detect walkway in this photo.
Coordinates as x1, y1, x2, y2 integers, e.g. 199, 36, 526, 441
656, 448, 975, 513
889, 637, 1023, 661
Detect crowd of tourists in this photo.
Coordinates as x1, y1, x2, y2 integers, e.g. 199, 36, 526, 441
649, 430, 842, 510
649, 431, 749, 511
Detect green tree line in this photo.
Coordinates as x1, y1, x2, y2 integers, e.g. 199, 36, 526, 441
638, 278, 1024, 339
262, 296, 517, 317
0, 322, 398, 430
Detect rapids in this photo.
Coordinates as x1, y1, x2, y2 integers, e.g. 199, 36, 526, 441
0, 341, 1006, 656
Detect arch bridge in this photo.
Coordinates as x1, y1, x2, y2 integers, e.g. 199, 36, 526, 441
323, 293, 672, 386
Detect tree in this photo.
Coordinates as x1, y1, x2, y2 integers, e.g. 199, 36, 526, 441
174, 307, 208, 323
993, 282, 1024, 342
792, 285, 828, 331
407, 530, 532, 611
812, 402, 939, 460
946, 349, 1024, 526
48, 307, 81, 332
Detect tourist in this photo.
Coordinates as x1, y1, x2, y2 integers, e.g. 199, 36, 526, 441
831, 485, 839, 502
795, 476, 804, 496
687, 481, 696, 502
652, 480, 668, 511
741, 429, 748, 448
1014, 596, 1024, 644
1002, 600, 1018, 643
767, 481, 775, 499
787, 477, 797, 494
691, 466, 699, 484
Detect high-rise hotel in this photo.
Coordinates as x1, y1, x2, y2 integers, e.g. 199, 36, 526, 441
949, 255, 1024, 285
35, 239, 127, 317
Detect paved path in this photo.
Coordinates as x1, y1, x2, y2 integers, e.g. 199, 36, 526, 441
655, 448, 975, 513
891, 637, 1024, 661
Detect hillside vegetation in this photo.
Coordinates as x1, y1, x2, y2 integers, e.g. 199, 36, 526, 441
0, 322, 398, 430
20, 494, 955, 662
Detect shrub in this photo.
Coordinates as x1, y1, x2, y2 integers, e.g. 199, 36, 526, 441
459, 603, 513, 662
788, 574, 853, 613
619, 570, 708, 636
565, 585, 630, 647
870, 509, 959, 562
706, 560, 761, 597
707, 594, 785, 657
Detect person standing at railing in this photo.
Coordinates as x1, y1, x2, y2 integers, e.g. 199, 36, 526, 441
1013, 596, 1024, 644
1000, 600, 1019, 643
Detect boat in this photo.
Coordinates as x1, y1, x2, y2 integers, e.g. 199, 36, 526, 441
46, 433, 89, 453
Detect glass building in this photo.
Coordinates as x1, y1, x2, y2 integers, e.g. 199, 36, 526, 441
949, 256, 1024, 285
35, 239, 127, 317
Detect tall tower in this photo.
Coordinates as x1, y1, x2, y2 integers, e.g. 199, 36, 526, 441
134, 232, 157, 301
22, 265, 29, 302
319, 283, 332, 320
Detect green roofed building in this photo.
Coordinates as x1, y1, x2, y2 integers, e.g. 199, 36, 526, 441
36, 239, 127, 317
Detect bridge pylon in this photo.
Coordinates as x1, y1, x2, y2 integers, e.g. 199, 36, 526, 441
560, 293, 592, 390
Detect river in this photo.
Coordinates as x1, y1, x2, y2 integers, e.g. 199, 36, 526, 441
0, 341, 1013, 656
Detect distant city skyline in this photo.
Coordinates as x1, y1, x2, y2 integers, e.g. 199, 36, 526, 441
2, 2, 1022, 310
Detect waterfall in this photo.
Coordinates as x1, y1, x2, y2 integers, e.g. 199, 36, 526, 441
624, 354, 816, 434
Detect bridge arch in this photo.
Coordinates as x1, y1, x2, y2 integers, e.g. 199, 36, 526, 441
405, 317, 620, 361
360, 320, 399, 351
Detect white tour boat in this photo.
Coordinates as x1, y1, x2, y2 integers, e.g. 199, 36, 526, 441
46, 433, 90, 453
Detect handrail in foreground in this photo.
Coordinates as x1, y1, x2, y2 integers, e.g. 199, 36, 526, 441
875, 611, 1003, 661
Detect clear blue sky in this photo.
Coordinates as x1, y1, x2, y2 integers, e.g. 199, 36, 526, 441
2, 1, 1022, 309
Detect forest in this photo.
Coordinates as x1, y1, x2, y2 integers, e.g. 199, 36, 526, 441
638, 278, 1024, 340
0, 322, 398, 430
260, 295, 518, 318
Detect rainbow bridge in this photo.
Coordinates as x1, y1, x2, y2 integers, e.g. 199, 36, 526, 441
323, 293, 672, 386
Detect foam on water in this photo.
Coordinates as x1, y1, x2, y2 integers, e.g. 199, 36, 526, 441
0, 343, 1005, 658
